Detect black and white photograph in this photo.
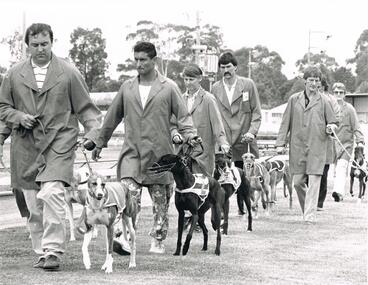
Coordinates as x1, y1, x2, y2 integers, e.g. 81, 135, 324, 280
0, 0, 367, 284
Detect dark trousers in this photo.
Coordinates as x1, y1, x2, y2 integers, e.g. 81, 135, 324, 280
318, 164, 330, 208
234, 160, 245, 214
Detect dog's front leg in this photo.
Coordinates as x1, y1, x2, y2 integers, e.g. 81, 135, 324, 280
182, 213, 198, 255
123, 215, 136, 268
82, 230, 93, 270
101, 225, 114, 274
174, 210, 185, 256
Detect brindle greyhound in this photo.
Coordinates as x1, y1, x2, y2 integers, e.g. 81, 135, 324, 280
148, 143, 225, 256
242, 152, 272, 218
263, 159, 293, 209
81, 173, 137, 273
350, 147, 367, 202
214, 152, 252, 233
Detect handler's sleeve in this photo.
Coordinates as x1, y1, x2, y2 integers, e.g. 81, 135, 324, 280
207, 93, 228, 146
248, 79, 262, 136
170, 84, 197, 142
275, 96, 293, 147
69, 68, 102, 140
0, 72, 27, 129
350, 107, 365, 145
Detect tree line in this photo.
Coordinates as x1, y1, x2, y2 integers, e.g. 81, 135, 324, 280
1, 21, 367, 108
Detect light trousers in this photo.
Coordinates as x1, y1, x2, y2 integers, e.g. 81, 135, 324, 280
293, 174, 322, 222
23, 181, 66, 258
332, 159, 349, 196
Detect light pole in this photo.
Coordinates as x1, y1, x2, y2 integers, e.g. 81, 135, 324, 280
308, 30, 332, 64
248, 49, 253, 79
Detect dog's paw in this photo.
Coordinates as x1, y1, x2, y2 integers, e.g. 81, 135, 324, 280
129, 262, 136, 268
83, 260, 91, 270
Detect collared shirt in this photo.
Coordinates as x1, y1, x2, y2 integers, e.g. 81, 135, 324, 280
31, 59, 51, 90
223, 78, 237, 105
139, 84, 152, 109
183, 89, 200, 112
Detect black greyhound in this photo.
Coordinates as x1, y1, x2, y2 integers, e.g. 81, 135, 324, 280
213, 152, 252, 234
148, 143, 225, 256
350, 147, 367, 200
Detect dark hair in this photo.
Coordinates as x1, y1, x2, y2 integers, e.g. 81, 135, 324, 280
25, 23, 53, 46
303, 66, 322, 80
218, 51, 238, 67
133, 41, 157, 59
182, 64, 203, 78
321, 76, 329, 92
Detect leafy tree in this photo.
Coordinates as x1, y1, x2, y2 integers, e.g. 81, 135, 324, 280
69, 27, 109, 90
296, 52, 339, 74
0, 65, 7, 86
1, 28, 25, 66
234, 45, 288, 108
331, 67, 355, 93
118, 20, 223, 80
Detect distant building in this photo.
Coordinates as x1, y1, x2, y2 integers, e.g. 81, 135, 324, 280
345, 93, 368, 123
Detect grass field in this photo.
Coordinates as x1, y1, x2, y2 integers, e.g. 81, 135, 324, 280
0, 186, 367, 285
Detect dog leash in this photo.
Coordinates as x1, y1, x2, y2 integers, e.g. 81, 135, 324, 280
79, 144, 94, 175
331, 129, 367, 175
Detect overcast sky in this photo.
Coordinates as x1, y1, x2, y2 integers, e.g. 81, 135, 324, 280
0, 0, 367, 79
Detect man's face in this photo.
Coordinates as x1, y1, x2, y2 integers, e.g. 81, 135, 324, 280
219, 63, 237, 80
333, 88, 345, 101
28, 32, 53, 66
305, 77, 320, 93
183, 76, 201, 93
134, 51, 156, 76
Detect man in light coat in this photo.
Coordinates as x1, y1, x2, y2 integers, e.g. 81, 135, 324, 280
0, 23, 102, 270
330, 82, 365, 202
211, 51, 262, 215
171, 63, 230, 175
276, 66, 338, 223
87, 42, 198, 253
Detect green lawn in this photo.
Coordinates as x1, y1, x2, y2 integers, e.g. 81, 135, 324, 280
0, 190, 367, 285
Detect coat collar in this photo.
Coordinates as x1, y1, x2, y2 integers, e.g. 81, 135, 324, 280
129, 70, 166, 111
188, 87, 204, 114
19, 54, 63, 94
296, 90, 322, 111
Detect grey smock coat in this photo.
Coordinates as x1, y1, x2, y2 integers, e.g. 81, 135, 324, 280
96, 73, 197, 185
211, 76, 262, 160
0, 55, 102, 190
276, 91, 338, 175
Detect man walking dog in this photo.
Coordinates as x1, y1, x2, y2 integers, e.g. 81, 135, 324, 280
85, 42, 198, 254
211, 51, 262, 215
276, 66, 338, 223
0, 23, 102, 270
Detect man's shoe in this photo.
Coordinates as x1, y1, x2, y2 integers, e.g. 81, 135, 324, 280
33, 257, 45, 269
317, 207, 324, 211
113, 238, 131, 256
332, 192, 343, 202
43, 255, 60, 271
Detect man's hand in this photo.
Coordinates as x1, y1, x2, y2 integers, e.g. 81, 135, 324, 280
82, 139, 96, 151
172, 134, 183, 145
92, 147, 102, 161
188, 136, 202, 146
326, 123, 338, 135
276, 146, 285, 154
241, 132, 255, 143
20, 114, 37, 129
220, 144, 230, 154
